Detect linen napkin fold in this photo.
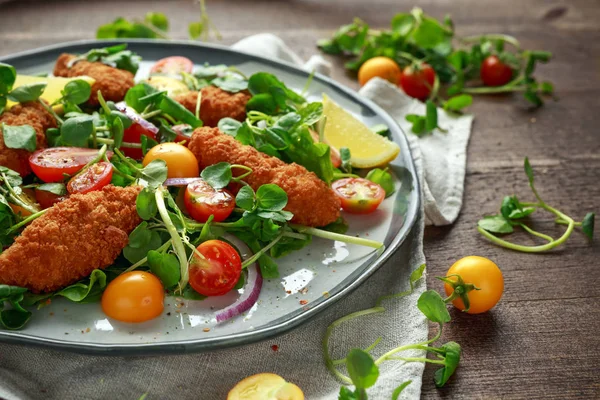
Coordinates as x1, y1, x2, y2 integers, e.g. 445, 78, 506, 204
0, 34, 472, 400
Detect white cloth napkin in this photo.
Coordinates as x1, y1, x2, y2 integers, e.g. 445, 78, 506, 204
0, 34, 472, 400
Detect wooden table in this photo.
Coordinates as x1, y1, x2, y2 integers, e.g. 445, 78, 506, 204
1, 0, 599, 398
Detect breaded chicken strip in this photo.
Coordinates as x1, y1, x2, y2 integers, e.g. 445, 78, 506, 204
175, 86, 251, 127
0, 101, 56, 176
0, 185, 141, 293
53, 53, 134, 106
188, 127, 340, 227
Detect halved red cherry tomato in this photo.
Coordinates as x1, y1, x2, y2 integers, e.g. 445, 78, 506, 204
332, 178, 385, 214
35, 188, 66, 209
480, 55, 513, 87
189, 240, 242, 296
67, 162, 113, 194
172, 124, 194, 144
399, 63, 436, 100
184, 179, 235, 222
101, 271, 164, 323
309, 129, 341, 168
150, 56, 194, 75
115, 103, 159, 160
29, 147, 113, 183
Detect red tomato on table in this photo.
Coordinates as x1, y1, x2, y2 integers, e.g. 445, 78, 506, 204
399, 63, 436, 100
480, 55, 513, 87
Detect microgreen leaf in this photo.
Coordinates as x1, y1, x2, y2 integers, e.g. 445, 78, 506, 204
425, 100, 438, 132
218, 118, 242, 136
60, 115, 94, 147
582, 212, 595, 240
366, 168, 395, 198
346, 348, 379, 390
140, 159, 168, 189
478, 215, 514, 234
145, 12, 169, 31
0, 166, 23, 187
256, 184, 288, 211
159, 96, 203, 128
147, 250, 180, 288
391, 380, 412, 400
201, 162, 232, 189
136, 188, 158, 220
444, 94, 472, 112
340, 147, 352, 173
61, 79, 92, 105
1, 124, 37, 152
188, 22, 204, 40
211, 76, 248, 93
433, 341, 461, 387
235, 185, 255, 211
417, 290, 451, 323
0, 63, 17, 95
524, 157, 534, 186
370, 124, 390, 137
7, 82, 47, 103
36, 183, 67, 196
53, 269, 107, 303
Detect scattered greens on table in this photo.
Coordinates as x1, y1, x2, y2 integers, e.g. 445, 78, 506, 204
318, 7, 554, 135
478, 157, 595, 252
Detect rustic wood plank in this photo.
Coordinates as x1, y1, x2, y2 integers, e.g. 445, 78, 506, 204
0, 0, 598, 398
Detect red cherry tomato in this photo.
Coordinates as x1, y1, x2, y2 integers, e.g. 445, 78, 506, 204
67, 162, 113, 195
480, 55, 513, 87
29, 147, 113, 183
332, 178, 385, 214
184, 179, 235, 222
399, 63, 436, 100
115, 103, 159, 159
189, 240, 242, 296
35, 188, 66, 209
172, 124, 194, 144
101, 271, 164, 323
150, 56, 194, 76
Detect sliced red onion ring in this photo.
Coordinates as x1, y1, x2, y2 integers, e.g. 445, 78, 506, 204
164, 177, 202, 186
215, 234, 263, 323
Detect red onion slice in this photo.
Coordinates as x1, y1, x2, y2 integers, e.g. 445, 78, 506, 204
115, 102, 159, 135
164, 177, 202, 187
215, 234, 263, 323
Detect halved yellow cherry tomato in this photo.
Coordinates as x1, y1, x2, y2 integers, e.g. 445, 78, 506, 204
443, 256, 504, 314
101, 271, 164, 323
142, 142, 199, 179
228, 373, 304, 400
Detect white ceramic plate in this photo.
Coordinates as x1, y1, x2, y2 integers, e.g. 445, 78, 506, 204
0, 40, 419, 354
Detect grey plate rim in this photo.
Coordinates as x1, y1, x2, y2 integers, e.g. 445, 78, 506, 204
0, 39, 420, 355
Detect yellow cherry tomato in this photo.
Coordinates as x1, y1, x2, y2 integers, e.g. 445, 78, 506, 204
101, 271, 164, 323
142, 142, 199, 179
358, 57, 401, 87
228, 373, 304, 400
444, 256, 504, 314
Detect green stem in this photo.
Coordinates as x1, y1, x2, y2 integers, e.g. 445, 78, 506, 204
241, 233, 284, 268
289, 223, 384, 250
386, 356, 446, 365
96, 137, 142, 149
76, 144, 107, 177
140, 109, 163, 120
373, 324, 443, 366
460, 34, 521, 49
194, 90, 202, 120
556, 218, 581, 227
462, 84, 526, 94
123, 240, 172, 273
37, 99, 63, 125
6, 209, 48, 234
156, 186, 190, 292
1, 173, 40, 214
113, 148, 141, 174
518, 223, 554, 242
478, 203, 575, 252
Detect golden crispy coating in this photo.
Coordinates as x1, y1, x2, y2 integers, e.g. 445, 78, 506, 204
0, 185, 142, 293
0, 101, 55, 176
53, 53, 134, 106
175, 86, 251, 127
188, 127, 340, 227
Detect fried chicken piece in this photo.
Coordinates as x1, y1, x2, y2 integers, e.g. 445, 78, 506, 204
0, 101, 55, 176
0, 185, 142, 293
175, 86, 251, 127
188, 127, 340, 227
53, 53, 134, 106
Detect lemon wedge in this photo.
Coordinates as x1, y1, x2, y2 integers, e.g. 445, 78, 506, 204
227, 373, 304, 400
6, 75, 96, 112
322, 94, 400, 168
